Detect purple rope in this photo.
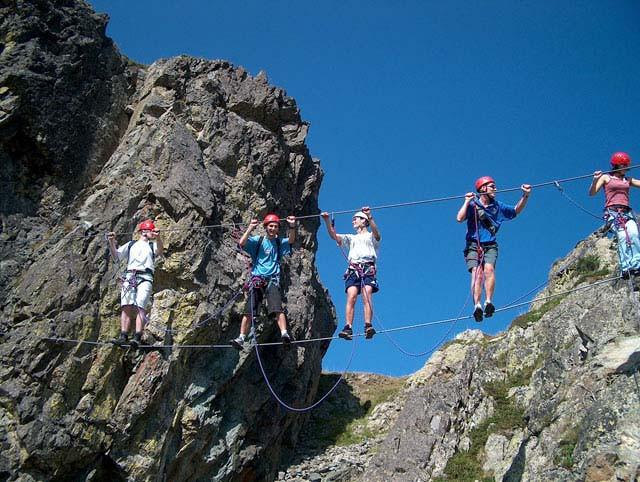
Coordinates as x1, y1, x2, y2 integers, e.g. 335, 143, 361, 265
249, 285, 359, 413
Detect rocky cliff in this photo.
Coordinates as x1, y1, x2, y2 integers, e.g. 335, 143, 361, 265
1, 1, 334, 480
2, 2, 640, 482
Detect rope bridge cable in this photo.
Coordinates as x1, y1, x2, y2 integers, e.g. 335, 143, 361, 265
34, 164, 640, 241
10, 271, 621, 350
552, 181, 603, 220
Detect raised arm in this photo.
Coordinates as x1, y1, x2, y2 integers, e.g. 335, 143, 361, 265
152, 228, 164, 257
514, 184, 531, 215
589, 171, 607, 196
106, 232, 119, 260
361, 206, 380, 241
456, 193, 475, 222
321, 212, 341, 243
239, 219, 259, 247
286, 215, 296, 245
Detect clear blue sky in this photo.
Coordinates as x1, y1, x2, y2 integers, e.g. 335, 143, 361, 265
89, 0, 640, 376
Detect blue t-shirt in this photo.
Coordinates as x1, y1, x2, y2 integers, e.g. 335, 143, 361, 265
243, 235, 292, 276
464, 199, 516, 243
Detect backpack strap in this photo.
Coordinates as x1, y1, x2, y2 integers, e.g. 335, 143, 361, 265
126, 240, 136, 265
254, 236, 264, 265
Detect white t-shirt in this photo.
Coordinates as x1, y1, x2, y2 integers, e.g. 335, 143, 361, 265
339, 232, 379, 264
117, 239, 156, 274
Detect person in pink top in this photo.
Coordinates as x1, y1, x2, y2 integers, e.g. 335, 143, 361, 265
589, 151, 640, 279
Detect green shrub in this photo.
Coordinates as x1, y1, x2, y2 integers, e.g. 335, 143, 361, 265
510, 295, 567, 329
439, 372, 529, 481
555, 427, 579, 468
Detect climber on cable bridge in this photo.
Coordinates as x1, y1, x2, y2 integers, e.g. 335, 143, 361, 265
107, 219, 164, 348
230, 213, 297, 351
589, 151, 640, 282
321, 207, 380, 341
456, 176, 531, 322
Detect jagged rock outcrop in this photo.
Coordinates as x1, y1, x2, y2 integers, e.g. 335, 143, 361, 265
358, 230, 640, 481
0, 1, 334, 481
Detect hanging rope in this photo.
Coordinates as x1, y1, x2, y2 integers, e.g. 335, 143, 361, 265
248, 283, 359, 413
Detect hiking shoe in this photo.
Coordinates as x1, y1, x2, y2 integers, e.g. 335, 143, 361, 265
473, 306, 484, 323
622, 270, 631, 280
111, 333, 129, 347
484, 302, 495, 318
230, 337, 245, 351
338, 325, 353, 341
364, 324, 376, 339
281, 332, 292, 347
130, 332, 142, 349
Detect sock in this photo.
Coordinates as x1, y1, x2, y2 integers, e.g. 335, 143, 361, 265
281, 330, 288, 336
485, 299, 492, 306
475, 303, 482, 310
238, 333, 246, 341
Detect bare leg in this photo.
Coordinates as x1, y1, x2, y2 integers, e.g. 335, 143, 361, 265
345, 286, 358, 326
239, 314, 252, 336
276, 312, 287, 331
362, 285, 374, 324
483, 263, 495, 302
121, 305, 137, 332
470, 266, 484, 305
135, 307, 147, 333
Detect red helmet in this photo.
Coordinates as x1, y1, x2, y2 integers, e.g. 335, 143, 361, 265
263, 214, 280, 226
138, 220, 156, 231
475, 176, 495, 192
610, 152, 631, 166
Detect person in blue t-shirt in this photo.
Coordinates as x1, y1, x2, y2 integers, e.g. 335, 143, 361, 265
231, 213, 297, 350
456, 176, 531, 322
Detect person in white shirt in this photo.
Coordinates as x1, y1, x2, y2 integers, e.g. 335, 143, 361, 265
107, 219, 163, 348
321, 207, 381, 341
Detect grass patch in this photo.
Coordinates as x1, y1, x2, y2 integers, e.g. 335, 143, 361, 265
303, 373, 405, 448
555, 427, 579, 469
575, 255, 600, 274
437, 372, 529, 481
510, 295, 567, 330
573, 254, 610, 285
334, 381, 404, 446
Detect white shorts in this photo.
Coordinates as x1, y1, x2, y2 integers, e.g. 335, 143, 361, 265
121, 274, 153, 309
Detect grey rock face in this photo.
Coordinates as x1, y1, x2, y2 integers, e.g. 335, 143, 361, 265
358, 230, 640, 481
0, 2, 334, 481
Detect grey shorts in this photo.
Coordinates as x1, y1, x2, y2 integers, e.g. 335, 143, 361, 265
243, 282, 283, 316
464, 242, 498, 271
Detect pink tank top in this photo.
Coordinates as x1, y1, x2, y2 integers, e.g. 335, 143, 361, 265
604, 176, 630, 208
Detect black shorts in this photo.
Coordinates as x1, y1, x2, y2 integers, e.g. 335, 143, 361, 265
243, 283, 283, 315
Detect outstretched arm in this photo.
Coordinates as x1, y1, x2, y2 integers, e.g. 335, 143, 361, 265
515, 184, 531, 215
